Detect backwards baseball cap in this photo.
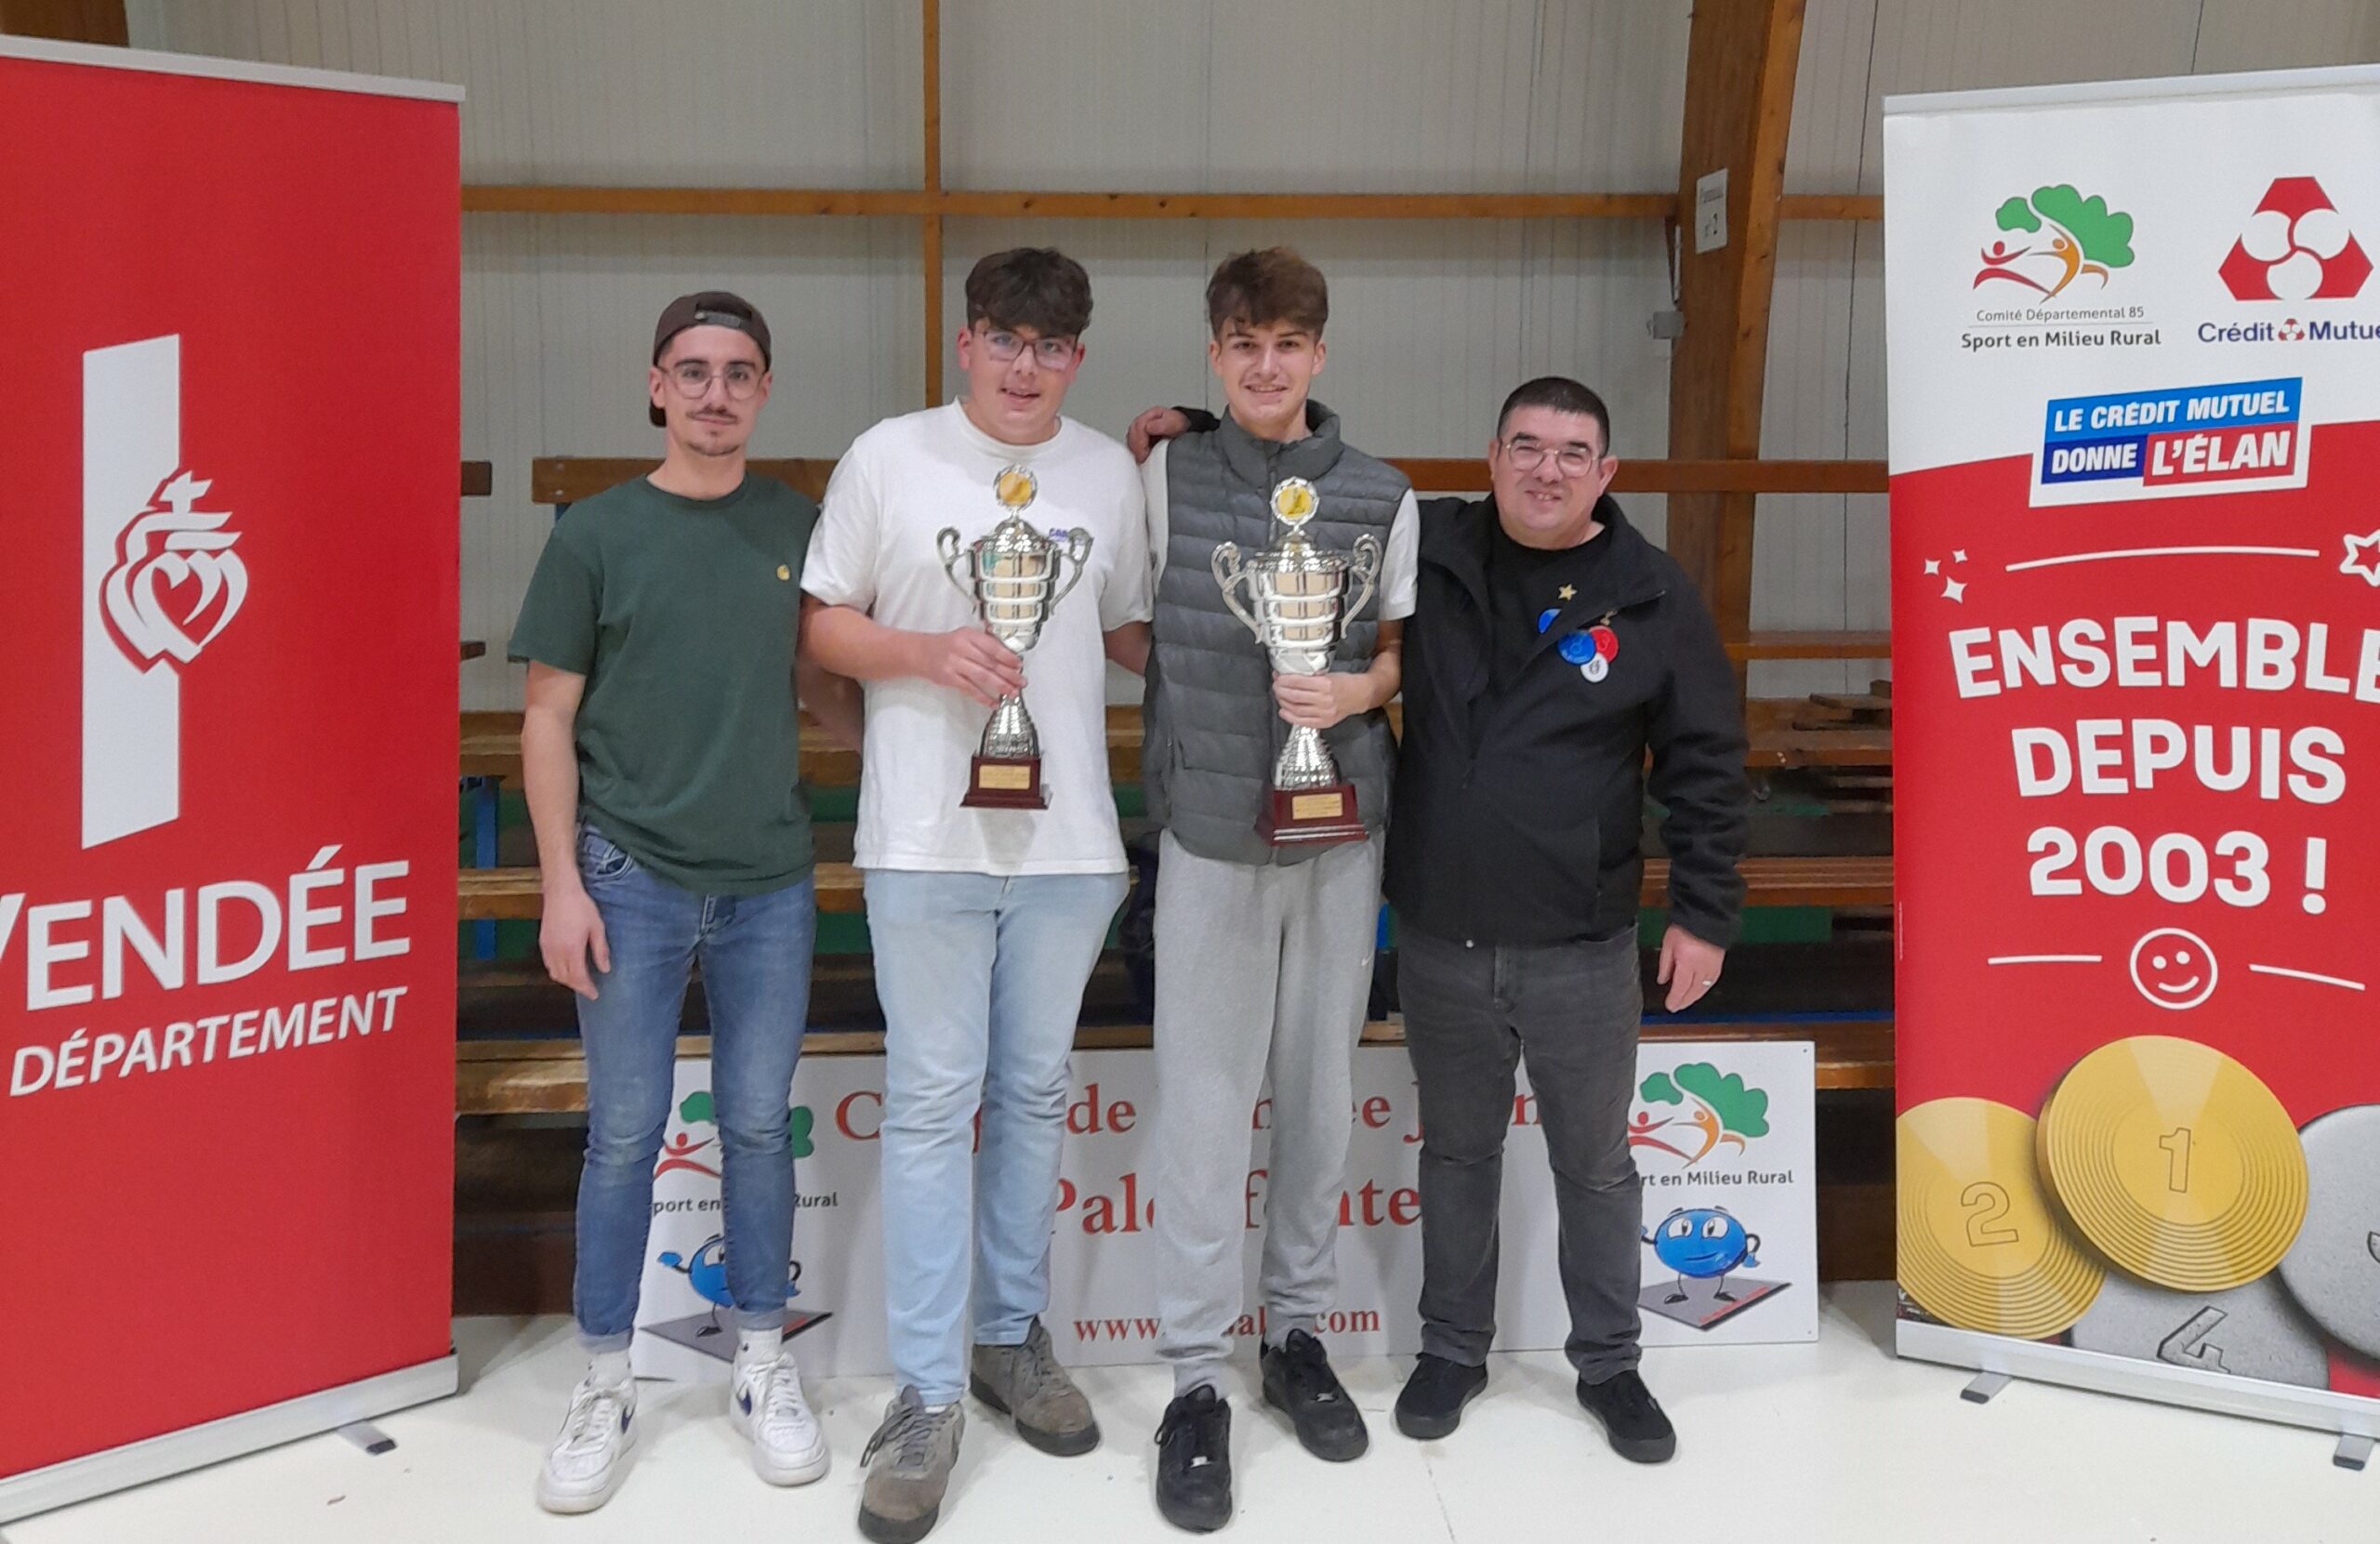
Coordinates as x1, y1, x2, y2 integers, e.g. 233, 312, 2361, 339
650, 291, 772, 426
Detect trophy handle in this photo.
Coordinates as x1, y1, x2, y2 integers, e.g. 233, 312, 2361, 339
1210, 542, 1263, 640
1046, 526, 1094, 609
935, 527, 972, 600
1342, 533, 1383, 629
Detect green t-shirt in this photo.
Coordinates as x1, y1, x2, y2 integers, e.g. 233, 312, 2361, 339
508, 473, 817, 895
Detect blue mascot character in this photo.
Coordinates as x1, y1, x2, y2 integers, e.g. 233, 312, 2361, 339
659, 1234, 802, 1337
1643, 1207, 1760, 1304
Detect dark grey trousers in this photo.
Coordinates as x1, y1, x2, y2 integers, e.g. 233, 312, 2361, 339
1397, 925, 1644, 1380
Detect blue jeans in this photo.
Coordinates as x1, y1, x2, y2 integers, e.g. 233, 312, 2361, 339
864, 868, 1129, 1404
572, 823, 817, 1352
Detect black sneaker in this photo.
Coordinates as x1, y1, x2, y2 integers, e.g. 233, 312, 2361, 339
1154, 1387, 1232, 1533
1260, 1329, 1369, 1462
1394, 1354, 1488, 1441
1575, 1368, 1676, 1463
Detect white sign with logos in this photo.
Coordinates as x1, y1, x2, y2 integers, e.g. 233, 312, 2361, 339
632, 1040, 1814, 1380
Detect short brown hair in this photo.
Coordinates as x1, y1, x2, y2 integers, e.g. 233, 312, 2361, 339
965, 247, 1092, 337
1205, 247, 1328, 337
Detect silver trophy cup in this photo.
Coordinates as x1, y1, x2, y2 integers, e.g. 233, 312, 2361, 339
936, 468, 1091, 806
1211, 478, 1382, 839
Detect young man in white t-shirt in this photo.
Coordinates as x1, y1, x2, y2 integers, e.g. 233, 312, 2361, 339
1116, 247, 1420, 1533
800, 248, 1151, 1544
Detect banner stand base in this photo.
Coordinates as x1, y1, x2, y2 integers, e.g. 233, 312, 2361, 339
1900, 1320, 2379, 1465
336, 1421, 397, 1456
0, 1351, 458, 1524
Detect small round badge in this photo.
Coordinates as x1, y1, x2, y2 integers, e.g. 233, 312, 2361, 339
1536, 607, 1561, 635
1271, 477, 1319, 527
1557, 629, 1598, 666
1589, 625, 1619, 660
1581, 655, 1610, 682
995, 465, 1039, 510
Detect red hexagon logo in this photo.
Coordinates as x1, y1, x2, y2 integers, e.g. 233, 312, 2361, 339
2221, 177, 2372, 300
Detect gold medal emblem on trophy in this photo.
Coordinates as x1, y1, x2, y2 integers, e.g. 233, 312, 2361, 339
937, 465, 1092, 809
1211, 476, 1382, 845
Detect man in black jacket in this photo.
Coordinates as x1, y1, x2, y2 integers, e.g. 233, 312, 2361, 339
1382, 376, 1749, 1462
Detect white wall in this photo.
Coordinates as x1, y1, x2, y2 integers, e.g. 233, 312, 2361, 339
1761, 0, 2380, 695
125, 0, 2380, 708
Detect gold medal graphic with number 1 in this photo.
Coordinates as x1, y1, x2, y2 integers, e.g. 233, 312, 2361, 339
2037, 1036, 2308, 1292
1898, 1097, 2104, 1338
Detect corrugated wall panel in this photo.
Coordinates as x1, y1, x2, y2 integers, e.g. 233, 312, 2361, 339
134, 0, 919, 184
455, 214, 919, 703
2188, 0, 2380, 73
1758, 0, 2380, 696
129, 1, 1689, 706
123, 1, 2380, 707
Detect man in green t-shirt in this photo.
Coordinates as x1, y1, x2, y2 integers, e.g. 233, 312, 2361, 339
509, 291, 861, 1514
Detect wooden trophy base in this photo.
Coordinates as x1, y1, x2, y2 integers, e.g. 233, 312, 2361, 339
961, 754, 1049, 810
1260, 781, 1368, 846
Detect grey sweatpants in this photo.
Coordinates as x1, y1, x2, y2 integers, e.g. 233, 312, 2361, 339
1150, 829, 1383, 1394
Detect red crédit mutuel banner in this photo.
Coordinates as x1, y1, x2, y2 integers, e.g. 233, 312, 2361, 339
1885, 70, 2380, 1436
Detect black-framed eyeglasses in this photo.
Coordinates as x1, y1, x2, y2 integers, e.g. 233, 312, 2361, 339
979, 328, 1079, 368
1499, 436, 1605, 477
668, 361, 764, 400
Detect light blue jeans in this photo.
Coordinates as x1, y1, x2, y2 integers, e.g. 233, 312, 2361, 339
572, 823, 817, 1352
864, 867, 1129, 1404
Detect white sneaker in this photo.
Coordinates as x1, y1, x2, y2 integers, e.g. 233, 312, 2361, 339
536, 1373, 639, 1513
734, 1353, 830, 1485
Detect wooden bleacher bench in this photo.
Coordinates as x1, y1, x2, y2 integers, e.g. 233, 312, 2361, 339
456, 1013, 1895, 1115
1727, 629, 1892, 662
1743, 728, 1891, 769
458, 853, 1893, 921
458, 702, 1888, 785
460, 707, 1147, 789
454, 850, 1897, 1114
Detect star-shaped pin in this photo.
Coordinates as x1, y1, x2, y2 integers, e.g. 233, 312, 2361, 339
1943, 577, 1966, 602
1924, 559, 1940, 575
1556, 584, 1577, 601
2343, 529, 2380, 587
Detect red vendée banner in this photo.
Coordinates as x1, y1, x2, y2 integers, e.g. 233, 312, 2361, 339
1885, 70, 2380, 1439
0, 41, 459, 1512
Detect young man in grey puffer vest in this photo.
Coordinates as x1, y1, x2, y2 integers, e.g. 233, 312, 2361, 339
1113, 247, 1420, 1533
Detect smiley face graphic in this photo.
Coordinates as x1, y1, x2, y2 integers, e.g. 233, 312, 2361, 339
2128, 928, 2217, 1010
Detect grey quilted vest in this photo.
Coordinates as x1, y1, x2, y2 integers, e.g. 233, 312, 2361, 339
1144, 402, 1408, 865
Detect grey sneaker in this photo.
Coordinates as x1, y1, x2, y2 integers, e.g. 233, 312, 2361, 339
858, 1387, 965, 1544
970, 1318, 1101, 1456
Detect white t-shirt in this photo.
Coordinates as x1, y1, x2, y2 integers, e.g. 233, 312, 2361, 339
1140, 438, 1421, 623
804, 403, 1152, 876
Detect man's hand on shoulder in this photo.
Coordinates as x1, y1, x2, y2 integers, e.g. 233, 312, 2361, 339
1126, 406, 1191, 464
